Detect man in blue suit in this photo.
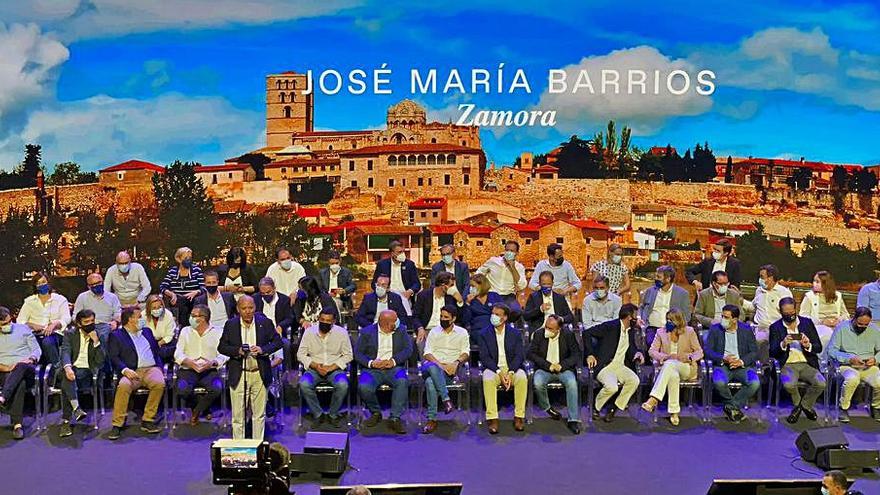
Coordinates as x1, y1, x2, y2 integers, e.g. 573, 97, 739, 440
318, 250, 357, 313
372, 240, 421, 317
431, 244, 470, 297
355, 310, 413, 434
706, 304, 760, 423
356, 275, 407, 329
476, 303, 527, 434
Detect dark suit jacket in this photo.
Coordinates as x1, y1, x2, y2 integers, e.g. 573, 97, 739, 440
194, 291, 237, 321
218, 314, 283, 387
523, 291, 574, 330
318, 266, 356, 308
769, 316, 822, 369
60, 328, 106, 372
582, 319, 639, 374
685, 256, 742, 289
354, 324, 414, 368
107, 327, 163, 376
476, 325, 525, 372
430, 260, 470, 296
706, 322, 758, 367
217, 264, 260, 290
412, 289, 460, 330
254, 292, 294, 332
527, 327, 581, 373
292, 293, 340, 329
372, 258, 421, 294
355, 291, 407, 329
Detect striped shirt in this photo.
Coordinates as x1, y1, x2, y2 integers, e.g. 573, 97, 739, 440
159, 265, 205, 297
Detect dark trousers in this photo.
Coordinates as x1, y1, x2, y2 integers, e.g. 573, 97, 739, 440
0, 365, 36, 425
167, 296, 195, 327
37, 333, 62, 366
177, 368, 222, 417
358, 367, 409, 419
57, 367, 94, 420
712, 365, 760, 410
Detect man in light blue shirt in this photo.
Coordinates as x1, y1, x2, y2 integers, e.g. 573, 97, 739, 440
826, 307, 880, 422
528, 243, 582, 297
0, 306, 41, 439
74, 273, 122, 342
104, 251, 151, 306
857, 280, 880, 324
582, 276, 622, 328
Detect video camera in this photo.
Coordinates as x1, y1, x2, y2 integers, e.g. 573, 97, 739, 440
211, 439, 290, 495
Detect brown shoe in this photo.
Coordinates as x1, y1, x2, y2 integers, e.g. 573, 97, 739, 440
513, 417, 525, 431
189, 410, 199, 426
487, 418, 499, 434
422, 420, 438, 434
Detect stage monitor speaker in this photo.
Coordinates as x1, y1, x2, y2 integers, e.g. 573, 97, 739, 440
796, 427, 848, 462
290, 432, 350, 475
321, 484, 463, 495
816, 449, 880, 471
707, 479, 821, 495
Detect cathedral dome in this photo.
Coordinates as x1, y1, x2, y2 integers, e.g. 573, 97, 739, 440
387, 99, 426, 126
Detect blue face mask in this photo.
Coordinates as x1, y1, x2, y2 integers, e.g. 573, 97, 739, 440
296, 289, 307, 300
442, 254, 454, 265
136, 317, 147, 329
117, 263, 131, 274
36, 284, 51, 295
758, 278, 767, 290
541, 286, 552, 295
665, 321, 676, 332
654, 279, 663, 289
490, 314, 503, 327
90, 285, 104, 296
182, 258, 193, 268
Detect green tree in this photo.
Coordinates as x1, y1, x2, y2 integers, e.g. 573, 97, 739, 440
593, 120, 637, 178
554, 135, 603, 179
734, 222, 798, 282
222, 207, 319, 267
787, 167, 812, 191
724, 156, 733, 183
46, 162, 98, 185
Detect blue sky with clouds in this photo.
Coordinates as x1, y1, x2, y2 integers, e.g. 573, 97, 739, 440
1, 0, 879, 171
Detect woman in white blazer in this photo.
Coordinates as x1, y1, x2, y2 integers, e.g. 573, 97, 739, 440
799, 270, 849, 346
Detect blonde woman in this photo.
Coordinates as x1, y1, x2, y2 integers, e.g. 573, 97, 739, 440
145, 294, 178, 362
799, 270, 849, 346
158, 246, 205, 326
641, 308, 703, 425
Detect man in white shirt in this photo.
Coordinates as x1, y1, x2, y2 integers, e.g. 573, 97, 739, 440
104, 251, 151, 306
528, 243, 582, 298
297, 309, 353, 427
477, 240, 527, 308
265, 247, 307, 300
421, 305, 470, 434
175, 304, 228, 426
752, 264, 793, 330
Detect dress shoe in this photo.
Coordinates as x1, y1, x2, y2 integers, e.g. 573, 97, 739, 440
872, 408, 880, 422
487, 418, 499, 434
566, 421, 581, 435
140, 421, 161, 434
189, 414, 200, 427
723, 405, 737, 422
364, 412, 382, 427
73, 408, 88, 423
603, 407, 617, 423
732, 409, 746, 423
422, 420, 438, 434
12, 424, 24, 440
59, 422, 73, 438
107, 426, 122, 440
802, 407, 818, 421
388, 418, 406, 434
591, 408, 600, 421
545, 407, 562, 421
442, 399, 455, 415
329, 415, 343, 428
786, 406, 803, 424
513, 417, 525, 431
669, 414, 680, 426
838, 408, 850, 423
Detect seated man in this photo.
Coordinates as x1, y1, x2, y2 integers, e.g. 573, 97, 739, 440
477, 303, 528, 434
194, 270, 236, 330
58, 309, 105, 437
826, 307, 880, 423
174, 304, 228, 426
355, 275, 407, 329
523, 270, 573, 331
421, 305, 470, 434
107, 306, 166, 440
769, 297, 825, 424
0, 306, 41, 440
254, 276, 294, 369
413, 271, 465, 346
354, 310, 413, 434
297, 308, 353, 427
693, 270, 744, 329
581, 275, 622, 328
527, 314, 582, 434
706, 305, 760, 423
583, 303, 645, 422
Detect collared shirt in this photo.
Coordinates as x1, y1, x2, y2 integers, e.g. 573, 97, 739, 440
390, 262, 405, 292
0, 323, 41, 366
261, 294, 278, 328
528, 259, 583, 292
206, 293, 229, 329
541, 292, 555, 325
443, 263, 455, 275
104, 262, 151, 304
129, 329, 156, 369
376, 329, 394, 361
495, 328, 508, 370
297, 324, 353, 370
723, 330, 740, 360
546, 330, 560, 365
146, 309, 176, 344
477, 256, 526, 296
424, 324, 470, 363
712, 258, 727, 276
590, 259, 629, 293
648, 287, 673, 328
712, 293, 726, 321
753, 283, 793, 328
610, 321, 630, 367
174, 325, 228, 369
374, 296, 389, 323
73, 331, 92, 369
73, 290, 122, 325
582, 291, 622, 327
427, 294, 445, 329
784, 321, 808, 364
265, 260, 306, 297
328, 272, 339, 291
828, 321, 880, 363
17, 293, 71, 333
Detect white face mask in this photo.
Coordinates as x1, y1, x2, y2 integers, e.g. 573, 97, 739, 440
503, 251, 516, 261
715, 284, 728, 295
375, 286, 387, 298
446, 285, 458, 296
395, 253, 406, 263
490, 314, 503, 327
150, 308, 164, 318
469, 286, 478, 296
595, 289, 607, 299
721, 317, 732, 330
279, 259, 293, 271
442, 254, 454, 265
610, 254, 622, 264
329, 263, 341, 274
711, 251, 723, 261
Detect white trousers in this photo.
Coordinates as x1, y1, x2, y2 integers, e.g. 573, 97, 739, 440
595, 364, 639, 411
649, 360, 692, 414
231, 370, 267, 440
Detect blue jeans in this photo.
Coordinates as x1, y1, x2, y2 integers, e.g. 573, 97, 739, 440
358, 367, 409, 419
712, 365, 760, 410
533, 369, 580, 422
57, 367, 94, 420
300, 369, 349, 419
422, 362, 455, 420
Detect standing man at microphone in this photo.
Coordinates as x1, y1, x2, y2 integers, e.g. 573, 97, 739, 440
219, 295, 282, 440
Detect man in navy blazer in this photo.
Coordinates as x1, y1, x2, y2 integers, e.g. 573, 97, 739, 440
107, 306, 166, 439
371, 240, 421, 315
431, 244, 470, 297
218, 295, 283, 439
253, 277, 294, 335
413, 272, 466, 344
318, 251, 357, 311
706, 304, 760, 423
354, 310, 413, 434
355, 275, 407, 329
476, 303, 527, 433
193, 271, 237, 329
769, 297, 825, 424
523, 270, 574, 330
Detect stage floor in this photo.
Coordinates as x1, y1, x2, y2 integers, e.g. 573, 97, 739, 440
3, 406, 880, 494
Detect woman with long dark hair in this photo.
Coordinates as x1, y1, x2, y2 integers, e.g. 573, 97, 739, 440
292, 276, 339, 332
219, 247, 258, 302
800, 270, 849, 346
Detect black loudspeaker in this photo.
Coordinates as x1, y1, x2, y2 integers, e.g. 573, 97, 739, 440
816, 449, 880, 470
290, 432, 350, 476
707, 479, 821, 495
796, 427, 848, 462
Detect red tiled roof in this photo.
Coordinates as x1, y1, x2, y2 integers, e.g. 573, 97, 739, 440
727, 157, 862, 172
352, 225, 423, 235
428, 224, 494, 235
194, 163, 251, 173
340, 143, 483, 156
408, 197, 447, 209
266, 158, 340, 168
533, 165, 559, 173
308, 226, 338, 235
649, 146, 677, 156
525, 217, 554, 227
565, 219, 611, 231
296, 207, 329, 218
100, 160, 164, 173
295, 130, 373, 137
213, 200, 251, 215
503, 223, 541, 233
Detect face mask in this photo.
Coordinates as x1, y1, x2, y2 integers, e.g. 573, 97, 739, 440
182, 258, 193, 268
611, 254, 622, 264
329, 263, 341, 274
90, 285, 104, 296
81, 323, 96, 334
188, 317, 199, 328
595, 289, 607, 299
554, 256, 564, 266
782, 313, 797, 324
117, 263, 131, 274
503, 251, 516, 261
654, 279, 663, 289
711, 251, 722, 261
318, 322, 332, 333
375, 286, 387, 298
296, 289, 306, 300
36, 284, 51, 295
136, 317, 147, 329
206, 285, 219, 295
150, 308, 164, 318
394, 318, 401, 330
821, 488, 829, 495
446, 285, 458, 296
715, 284, 728, 295
490, 314, 503, 327
442, 254, 454, 265
541, 286, 552, 295
395, 253, 406, 263
440, 318, 453, 329
853, 324, 867, 334
0, 323, 12, 334
758, 278, 768, 290
262, 293, 275, 303
664, 321, 676, 332
721, 317, 732, 330
469, 286, 478, 296
280, 259, 293, 271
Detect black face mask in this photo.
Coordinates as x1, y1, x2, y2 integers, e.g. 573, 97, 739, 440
554, 256, 564, 266
440, 319, 453, 329
782, 313, 797, 323
206, 285, 219, 294
318, 322, 332, 333
81, 323, 96, 333
853, 324, 867, 334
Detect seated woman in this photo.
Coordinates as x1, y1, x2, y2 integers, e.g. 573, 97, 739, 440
292, 276, 339, 334
218, 246, 258, 303
158, 246, 205, 327
641, 308, 703, 426
799, 270, 849, 347
16, 271, 71, 366
145, 294, 178, 363
465, 274, 512, 336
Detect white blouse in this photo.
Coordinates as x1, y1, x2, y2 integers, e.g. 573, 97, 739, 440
147, 308, 178, 344
17, 293, 71, 334
799, 290, 849, 324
